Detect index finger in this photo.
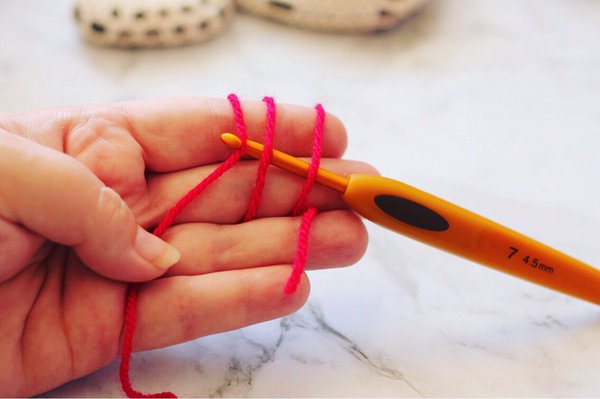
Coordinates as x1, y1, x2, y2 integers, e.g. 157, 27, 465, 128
112, 96, 348, 172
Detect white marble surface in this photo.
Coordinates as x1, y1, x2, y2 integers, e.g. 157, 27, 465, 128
3, 0, 600, 396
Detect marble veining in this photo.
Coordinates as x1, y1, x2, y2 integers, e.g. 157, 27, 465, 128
201, 303, 421, 397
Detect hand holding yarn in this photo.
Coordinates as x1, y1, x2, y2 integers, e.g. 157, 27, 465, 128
0, 97, 373, 396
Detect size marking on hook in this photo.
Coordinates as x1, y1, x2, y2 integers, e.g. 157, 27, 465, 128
508, 246, 555, 274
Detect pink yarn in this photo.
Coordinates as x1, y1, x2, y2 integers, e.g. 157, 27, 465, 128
292, 104, 325, 215
244, 96, 276, 222
119, 284, 177, 398
119, 94, 325, 397
285, 103, 326, 293
284, 206, 318, 294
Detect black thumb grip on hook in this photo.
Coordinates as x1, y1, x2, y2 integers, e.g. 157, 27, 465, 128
374, 195, 450, 232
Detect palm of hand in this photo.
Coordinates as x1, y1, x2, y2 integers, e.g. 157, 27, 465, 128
0, 98, 372, 396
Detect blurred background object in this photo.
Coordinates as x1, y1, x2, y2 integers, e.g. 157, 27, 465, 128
73, 0, 428, 48
73, 0, 236, 48
234, 0, 427, 33
2, 0, 600, 397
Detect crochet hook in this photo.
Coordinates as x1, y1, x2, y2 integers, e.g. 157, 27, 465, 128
220, 133, 600, 305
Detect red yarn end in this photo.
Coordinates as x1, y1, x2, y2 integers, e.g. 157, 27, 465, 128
285, 207, 318, 294
119, 285, 177, 398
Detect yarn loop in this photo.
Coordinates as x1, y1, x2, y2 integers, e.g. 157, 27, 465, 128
119, 94, 325, 397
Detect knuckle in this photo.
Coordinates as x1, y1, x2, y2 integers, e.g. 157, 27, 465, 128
95, 186, 131, 228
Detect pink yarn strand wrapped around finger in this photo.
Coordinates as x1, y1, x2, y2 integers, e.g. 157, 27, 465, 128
285, 104, 326, 294
119, 95, 327, 396
153, 94, 248, 236
119, 94, 249, 398
244, 96, 276, 222
292, 104, 325, 215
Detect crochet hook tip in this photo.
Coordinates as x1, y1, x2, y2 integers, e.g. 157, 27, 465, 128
221, 133, 242, 149
219, 132, 349, 193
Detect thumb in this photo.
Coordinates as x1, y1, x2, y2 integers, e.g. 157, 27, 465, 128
0, 130, 180, 282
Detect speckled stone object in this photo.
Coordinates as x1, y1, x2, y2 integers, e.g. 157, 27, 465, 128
73, 0, 235, 48
73, 0, 427, 48
236, 0, 427, 33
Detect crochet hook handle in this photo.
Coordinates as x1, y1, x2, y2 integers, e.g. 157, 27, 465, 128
221, 134, 600, 305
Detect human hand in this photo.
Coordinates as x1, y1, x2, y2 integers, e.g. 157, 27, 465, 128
0, 98, 375, 396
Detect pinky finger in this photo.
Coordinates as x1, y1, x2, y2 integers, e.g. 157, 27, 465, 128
132, 266, 310, 352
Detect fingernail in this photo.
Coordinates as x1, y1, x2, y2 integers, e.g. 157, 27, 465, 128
134, 226, 181, 269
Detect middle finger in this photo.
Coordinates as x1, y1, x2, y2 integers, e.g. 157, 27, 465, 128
140, 158, 377, 227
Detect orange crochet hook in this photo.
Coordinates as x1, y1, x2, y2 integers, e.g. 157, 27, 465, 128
221, 133, 600, 305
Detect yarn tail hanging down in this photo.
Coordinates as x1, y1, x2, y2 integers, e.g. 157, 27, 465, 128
119, 94, 326, 398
